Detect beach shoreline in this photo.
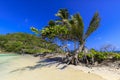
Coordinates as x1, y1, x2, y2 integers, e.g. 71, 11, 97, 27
0, 54, 120, 80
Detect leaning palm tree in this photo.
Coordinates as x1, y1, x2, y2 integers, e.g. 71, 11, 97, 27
67, 12, 100, 65
55, 9, 100, 65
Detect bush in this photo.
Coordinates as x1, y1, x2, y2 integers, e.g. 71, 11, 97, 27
24, 48, 52, 54
78, 49, 108, 63
78, 52, 84, 58
4, 41, 23, 52
113, 53, 120, 60
78, 48, 120, 64
0, 33, 62, 54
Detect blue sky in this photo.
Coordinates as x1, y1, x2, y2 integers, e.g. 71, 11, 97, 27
0, 0, 120, 50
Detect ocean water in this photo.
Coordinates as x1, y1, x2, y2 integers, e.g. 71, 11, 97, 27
0, 53, 19, 65
0, 53, 20, 78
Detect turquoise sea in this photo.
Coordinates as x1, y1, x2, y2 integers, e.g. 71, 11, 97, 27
0, 53, 19, 65
0, 53, 20, 78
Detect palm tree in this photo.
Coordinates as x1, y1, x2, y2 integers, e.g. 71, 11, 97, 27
75, 12, 100, 52
68, 12, 100, 65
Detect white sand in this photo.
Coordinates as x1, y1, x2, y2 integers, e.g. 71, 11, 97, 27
0, 55, 105, 80
1, 55, 119, 80
70, 65, 120, 80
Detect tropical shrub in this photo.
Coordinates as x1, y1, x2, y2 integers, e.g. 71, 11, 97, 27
0, 33, 62, 54
112, 53, 120, 60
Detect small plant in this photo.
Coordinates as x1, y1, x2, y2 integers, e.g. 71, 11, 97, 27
113, 53, 120, 60
89, 49, 108, 63
78, 52, 84, 58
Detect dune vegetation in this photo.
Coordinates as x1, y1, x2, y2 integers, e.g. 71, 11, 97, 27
0, 33, 62, 54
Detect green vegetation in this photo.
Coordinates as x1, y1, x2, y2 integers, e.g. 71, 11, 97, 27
31, 9, 101, 65
113, 53, 120, 60
31, 9, 120, 65
79, 49, 120, 64
0, 33, 62, 54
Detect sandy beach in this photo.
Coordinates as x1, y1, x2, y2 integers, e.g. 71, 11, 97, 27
0, 55, 119, 80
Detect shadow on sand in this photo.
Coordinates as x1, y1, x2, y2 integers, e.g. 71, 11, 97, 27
10, 57, 68, 73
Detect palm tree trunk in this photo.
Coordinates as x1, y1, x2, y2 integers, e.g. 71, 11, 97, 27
73, 42, 85, 65
74, 40, 77, 50
76, 42, 85, 53
64, 42, 85, 65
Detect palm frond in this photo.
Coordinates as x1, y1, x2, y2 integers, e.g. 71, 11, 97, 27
71, 13, 84, 44
85, 12, 100, 39
55, 9, 69, 19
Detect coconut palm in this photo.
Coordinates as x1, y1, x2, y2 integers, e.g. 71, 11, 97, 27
67, 12, 100, 65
